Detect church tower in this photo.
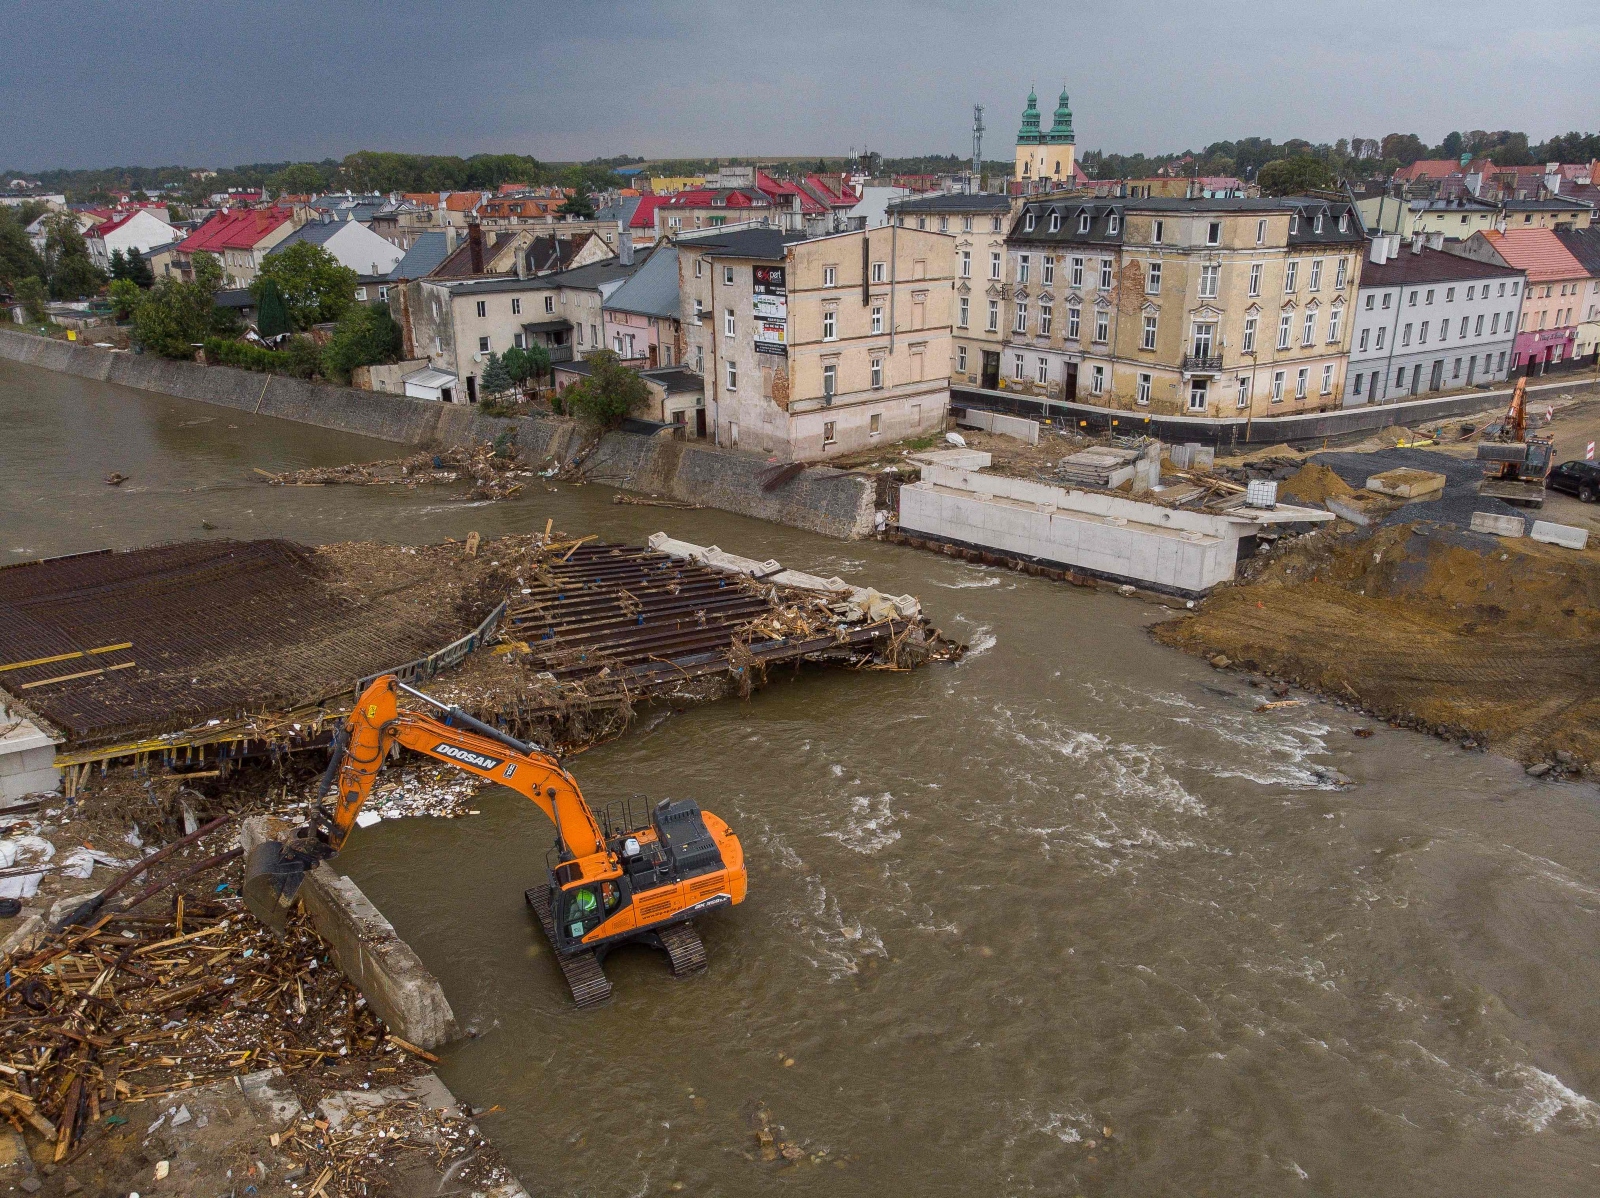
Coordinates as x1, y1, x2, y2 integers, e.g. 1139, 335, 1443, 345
1015, 85, 1076, 187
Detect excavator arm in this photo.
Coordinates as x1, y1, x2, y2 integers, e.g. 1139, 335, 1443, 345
244, 674, 617, 932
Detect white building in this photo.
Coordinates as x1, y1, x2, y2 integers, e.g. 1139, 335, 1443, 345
266, 216, 403, 278
84, 209, 176, 271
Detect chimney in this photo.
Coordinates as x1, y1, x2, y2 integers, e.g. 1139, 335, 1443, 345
1426, 231, 1444, 251
1410, 233, 1424, 254
468, 220, 484, 275
444, 226, 458, 254
619, 230, 634, 266
1369, 236, 1388, 265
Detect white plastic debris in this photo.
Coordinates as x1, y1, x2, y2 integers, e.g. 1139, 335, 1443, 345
0, 835, 55, 899
169, 1104, 192, 1128
945, 431, 967, 447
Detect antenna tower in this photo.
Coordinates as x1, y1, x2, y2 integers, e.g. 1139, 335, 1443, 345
971, 105, 985, 181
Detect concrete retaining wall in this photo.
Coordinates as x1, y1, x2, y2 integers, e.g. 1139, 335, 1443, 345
241, 817, 460, 1050
2, 329, 877, 539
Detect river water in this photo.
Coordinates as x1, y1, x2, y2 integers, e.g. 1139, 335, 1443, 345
6, 359, 1600, 1195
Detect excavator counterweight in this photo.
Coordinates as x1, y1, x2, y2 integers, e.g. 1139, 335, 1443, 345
242, 675, 747, 1005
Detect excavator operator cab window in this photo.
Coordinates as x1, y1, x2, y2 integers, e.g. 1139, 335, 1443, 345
600, 881, 620, 913
565, 886, 600, 939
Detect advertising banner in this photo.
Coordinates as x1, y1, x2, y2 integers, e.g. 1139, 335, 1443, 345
753, 264, 787, 354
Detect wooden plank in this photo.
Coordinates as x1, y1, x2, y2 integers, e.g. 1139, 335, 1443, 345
0, 643, 133, 674
19, 661, 136, 690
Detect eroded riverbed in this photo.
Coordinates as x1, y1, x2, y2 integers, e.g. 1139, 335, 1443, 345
5, 359, 1600, 1195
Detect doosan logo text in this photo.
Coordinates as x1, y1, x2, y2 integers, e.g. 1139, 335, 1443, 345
432, 743, 501, 770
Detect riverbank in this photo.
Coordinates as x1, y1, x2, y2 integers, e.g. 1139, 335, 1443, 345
0, 330, 878, 539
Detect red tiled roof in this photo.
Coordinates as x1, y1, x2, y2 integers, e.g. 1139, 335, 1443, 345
1395, 160, 1467, 182
444, 192, 485, 212
87, 212, 137, 238
1480, 229, 1589, 283
179, 207, 295, 255
629, 193, 667, 228
403, 193, 441, 208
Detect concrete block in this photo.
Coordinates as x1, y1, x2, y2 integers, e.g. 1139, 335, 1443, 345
1470, 511, 1526, 537
1326, 497, 1374, 526
1530, 521, 1590, 550
241, 817, 460, 1050
1366, 468, 1445, 499
0, 716, 59, 801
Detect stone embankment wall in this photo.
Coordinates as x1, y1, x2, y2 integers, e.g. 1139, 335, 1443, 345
0, 329, 876, 538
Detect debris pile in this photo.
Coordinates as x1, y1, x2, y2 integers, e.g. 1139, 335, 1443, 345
1051, 445, 1142, 488
255, 441, 535, 501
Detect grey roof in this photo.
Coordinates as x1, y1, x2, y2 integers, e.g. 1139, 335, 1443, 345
1359, 244, 1523, 287
266, 221, 343, 255
594, 196, 642, 225
516, 251, 656, 293
887, 193, 1013, 213
603, 244, 679, 319
1554, 226, 1600, 275
686, 227, 806, 260
1502, 196, 1593, 211
138, 241, 177, 259
645, 366, 701, 395
1008, 194, 1364, 248
213, 288, 256, 309
386, 231, 451, 280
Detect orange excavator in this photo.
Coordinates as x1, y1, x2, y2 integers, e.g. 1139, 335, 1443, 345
1477, 375, 1554, 507
242, 674, 747, 1007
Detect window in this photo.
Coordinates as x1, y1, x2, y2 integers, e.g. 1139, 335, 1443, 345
1108, 212, 1121, 234
987, 299, 999, 331
693, 298, 703, 324
725, 308, 736, 337
822, 363, 836, 398
870, 305, 882, 334
1309, 260, 1322, 291
1136, 372, 1152, 404
1382, 292, 1391, 309
1396, 365, 1407, 390
1256, 218, 1267, 245
823, 265, 836, 286
1099, 259, 1112, 289
823, 310, 836, 340
511, 297, 521, 315
1459, 316, 1469, 339
1445, 286, 1455, 302
1295, 367, 1308, 399
1375, 326, 1385, 350
1014, 302, 1028, 333
1049, 210, 1061, 232
822, 420, 836, 445
1068, 306, 1081, 339
1013, 353, 1025, 380
1249, 263, 1262, 297
1153, 219, 1164, 244
725, 359, 737, 390
1284, 261, 1298, 292
1243, 315, 1257, 353
1192, 320, 1216, 357
1328, 309, 1341, 342
476, 300, 487, 318
1188, 378, 1209, 411
958, 296, 969, 327
1271, 370, 1285, 403
695, 344, 703, 373
1199, 264, 1219, 298
1024, 211, 1036, 232
869, 357, 883, 388
1510, 282, 1518, 296
1206, 221, 1222, 246
1043, 256, 1055, 284
1402, 323, 1412, 346
1408, 290, 1418, 307
1353, 372, 1364, 396
989, 252, 1000, 280
1037, 357, 1048, 384
872, 261, 886, 283
960, 250, 971, 278
957, 345, 967, 372
1142, 314, 1158, 350
1077, 211, 1090, 233
1335, 258, 1348, 289
1359, 327, 1369, 352
1419, 320, 1429, 344
1321, 364, 1334, 394
992, 215, 1002, 232
1039, 303, 1052, 335
1452, 356, 1462, 379
1146, 261, 1161, 294
1237, 376, 1251, 408
1018, 254, 1030, 283
723, 265, 734, 285
963, 216, 973, 232
478, 336, 489, 352
1094, 309, 1109, 342
1289, 213, 1299, 234
1090, 364, 1105, 394
939, 217, 948, 233
1425, 289, 1435, 305
1313, 211, 1324, 234
1339, 212, 1349, 233
513, 332, 524, 348
1277, 313, 1292, 350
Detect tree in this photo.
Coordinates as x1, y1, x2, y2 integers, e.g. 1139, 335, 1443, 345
133, 277, 214, 357
191, 250, 224, 294
560, 349, 648, 428
1489, 132, 1533, 166
1256, 155, 1335, 195
43, 213, 103, 299
267, 163, 328, 197
320, 302, 403, 383
253, 242, 357, 328
108, 247, 130, 280
479, 351, 515, 401
255, 276, 293, 338
0, 208, 45, 289
1439, 131, 1464, 160
15, 276, 47, 323
127, 250, 154, 289
107, 278, 142, 320
502, 341, 549, 387
1380, 133, 1428, 167
559, 191, 595, 219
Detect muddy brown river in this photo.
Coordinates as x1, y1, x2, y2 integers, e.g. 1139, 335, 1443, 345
6, 359, 1600, 1195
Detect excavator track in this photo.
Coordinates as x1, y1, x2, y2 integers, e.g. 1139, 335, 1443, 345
525, 886, 612, 1008
655, 920, 708, 977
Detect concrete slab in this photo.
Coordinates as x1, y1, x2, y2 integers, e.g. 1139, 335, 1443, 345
0, 714, 60, 801
1366, 468, 1446, 499
1530, 520, 1590, 550
909, 448, 992, 470
1470, 511, 1527, 537
240, 817, 461, 1050
955, 408, 1039, 445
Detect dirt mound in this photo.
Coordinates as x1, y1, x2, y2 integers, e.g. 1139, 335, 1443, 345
1154, 522, 1600, 766
1278, 463, 1356, 506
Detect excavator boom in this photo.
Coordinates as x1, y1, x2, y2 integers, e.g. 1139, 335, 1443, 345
243, 675, 746, 1006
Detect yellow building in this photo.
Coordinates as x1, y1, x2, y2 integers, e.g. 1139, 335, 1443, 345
647, 176, 707, 195
1014, 87, 1076, 186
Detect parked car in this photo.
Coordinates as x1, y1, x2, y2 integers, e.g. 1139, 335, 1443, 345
1546, 459, 1600, 502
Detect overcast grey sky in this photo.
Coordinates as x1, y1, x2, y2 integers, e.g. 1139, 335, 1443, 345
4, 0, 1597, 171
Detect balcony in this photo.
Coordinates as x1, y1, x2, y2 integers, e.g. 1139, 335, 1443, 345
1181, 353, 1223, 373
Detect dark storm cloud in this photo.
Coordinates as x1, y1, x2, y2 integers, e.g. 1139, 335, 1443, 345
3, 0, 1596, 170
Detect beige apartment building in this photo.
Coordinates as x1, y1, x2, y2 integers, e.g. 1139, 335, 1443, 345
1000, 195, 1366, 417
678, 224, 953, 460
888, 192, 1018, 388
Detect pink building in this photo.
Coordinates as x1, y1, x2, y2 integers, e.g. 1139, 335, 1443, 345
1473, 230, 1590, 369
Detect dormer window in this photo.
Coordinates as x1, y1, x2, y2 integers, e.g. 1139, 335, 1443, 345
1338, 211, 1349, 233
1289, 213, 1299, 234
1077, 210, 1090, 233
1024, 211, 1036, 231
1314, 211, 1324, 234
1049, 210, 1061, 232
1108, 212, 1121, 234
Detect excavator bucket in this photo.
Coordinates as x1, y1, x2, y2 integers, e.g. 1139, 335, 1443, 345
242, 840, 312, 935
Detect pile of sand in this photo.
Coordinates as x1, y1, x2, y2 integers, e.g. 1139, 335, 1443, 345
1277, 463, 1357, 506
